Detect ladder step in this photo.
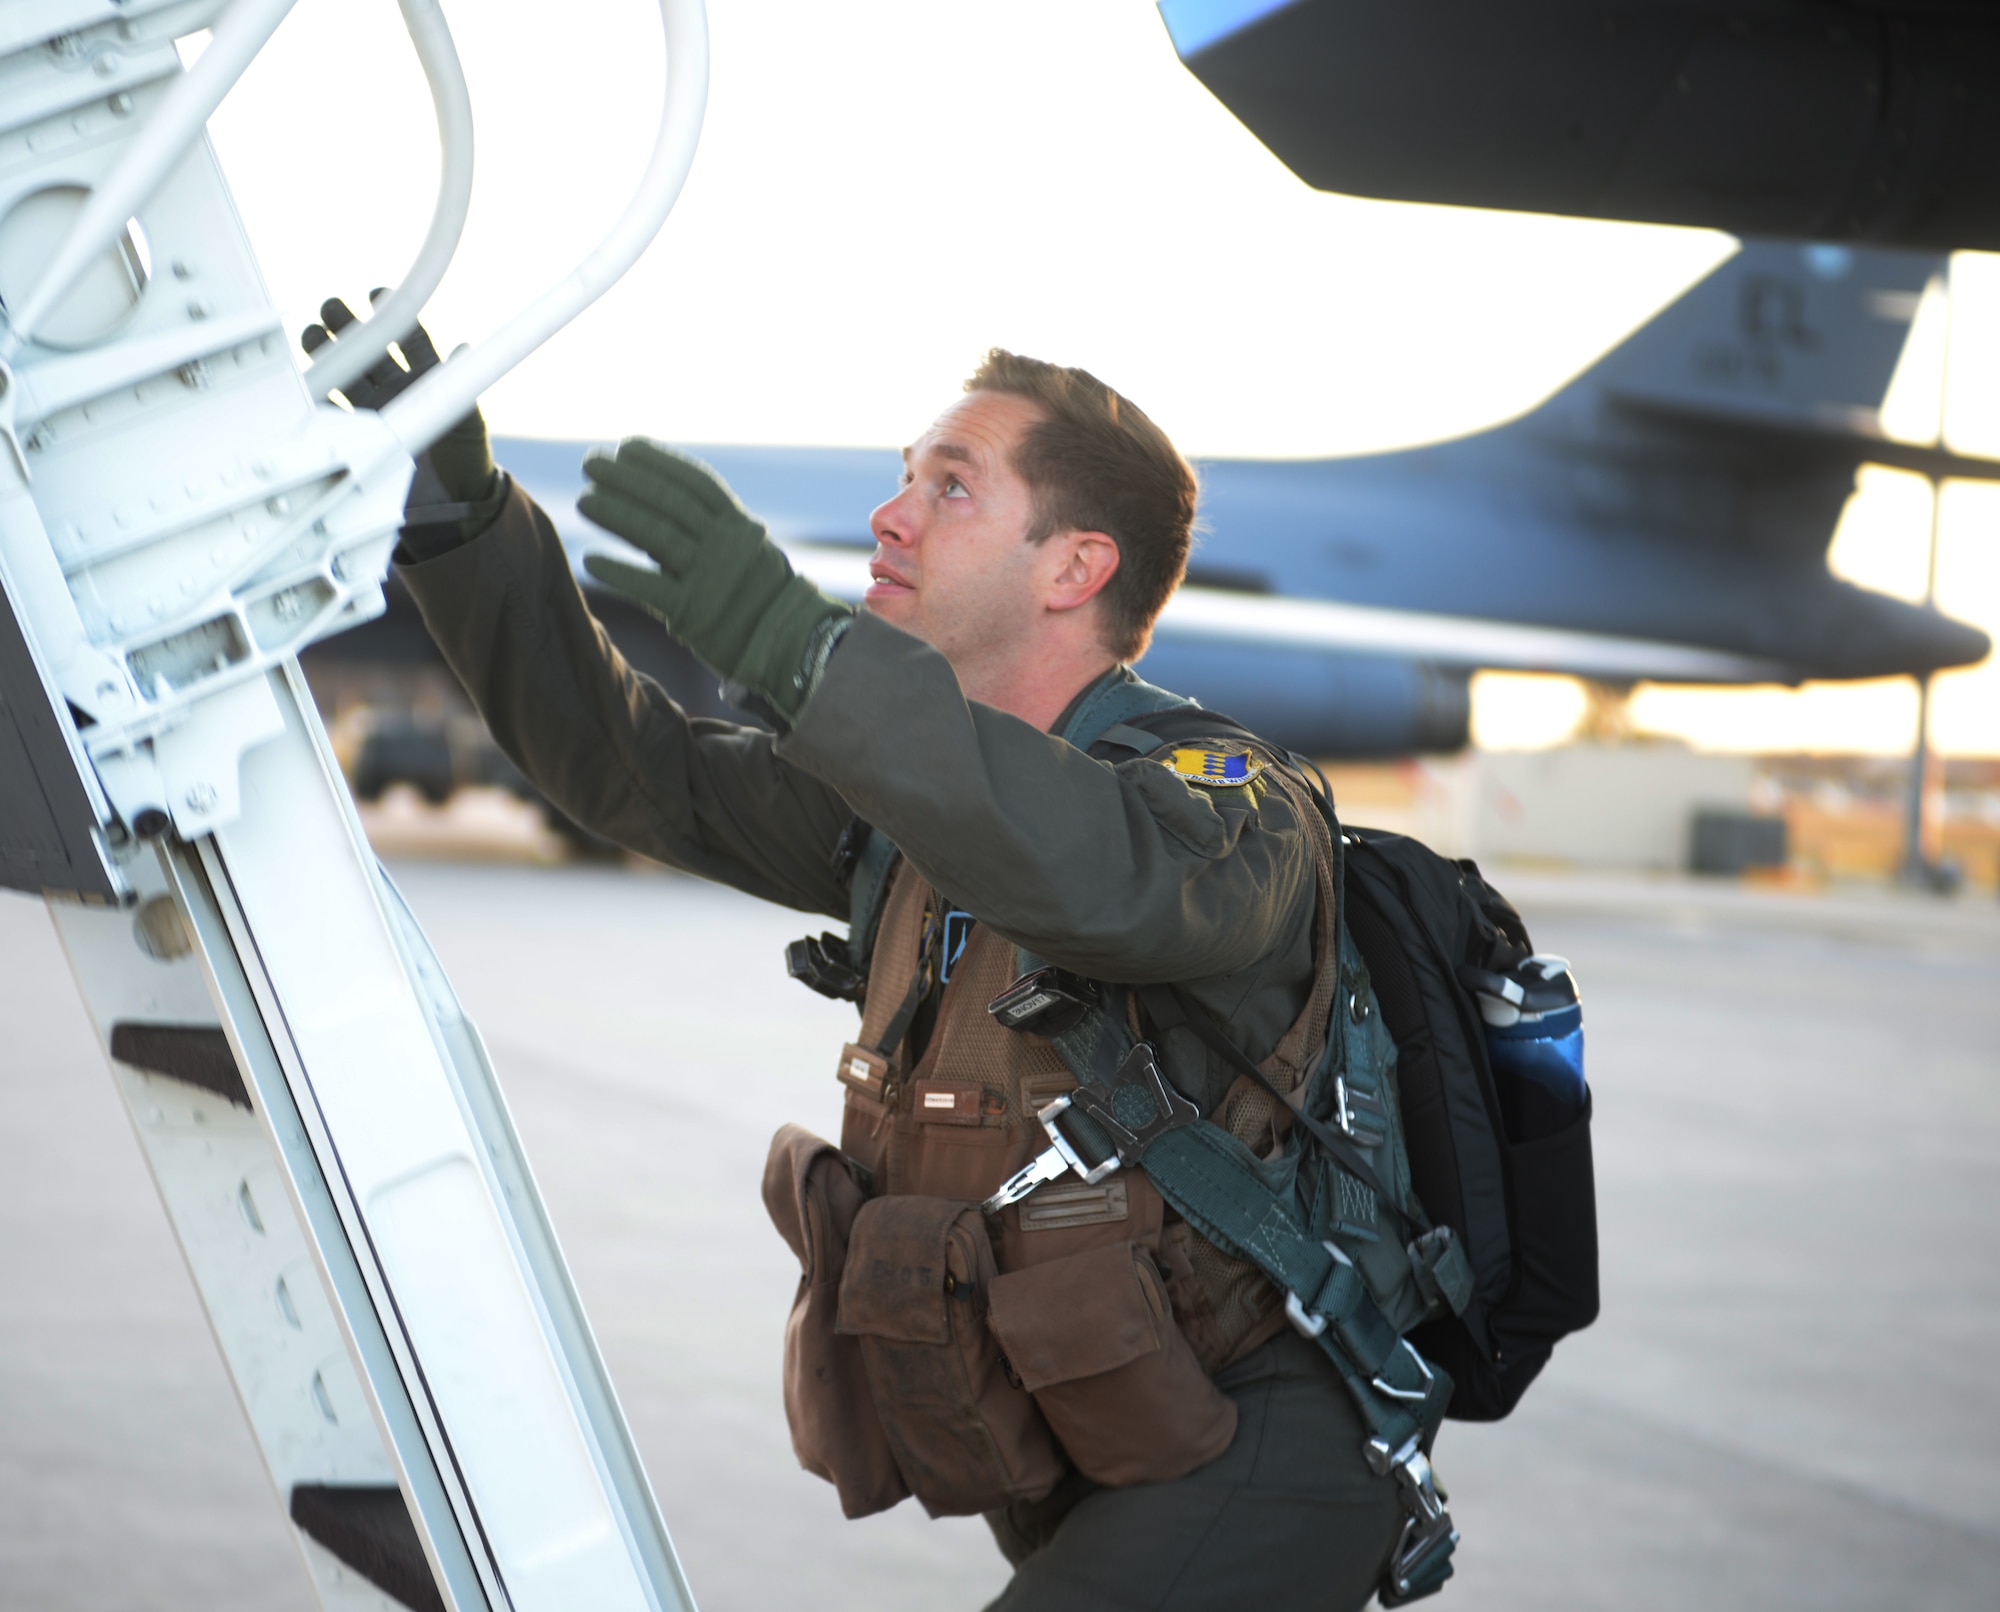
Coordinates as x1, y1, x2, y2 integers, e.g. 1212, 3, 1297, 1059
289, 1484, 444, 1612
108, 1023, 251, 1110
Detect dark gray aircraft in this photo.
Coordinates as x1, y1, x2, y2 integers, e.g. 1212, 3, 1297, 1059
308, 238, 1993, 776
1158, 0, 2000, 251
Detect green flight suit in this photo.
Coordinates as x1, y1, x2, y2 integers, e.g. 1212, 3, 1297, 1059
397, 476, 1405, 1610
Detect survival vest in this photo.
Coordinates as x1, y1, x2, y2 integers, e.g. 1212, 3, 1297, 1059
781, 668, 1600, 1606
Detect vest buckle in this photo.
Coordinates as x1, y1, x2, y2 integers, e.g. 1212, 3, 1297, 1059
1063, 1042, 1201, 1169
980, 1091, 1118, 1214
980, 1046, 1199, 1217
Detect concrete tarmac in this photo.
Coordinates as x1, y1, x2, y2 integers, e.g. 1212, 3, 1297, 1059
2, 858, 1997, 1611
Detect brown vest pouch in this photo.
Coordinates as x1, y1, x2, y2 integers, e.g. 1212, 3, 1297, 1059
836, 1195, 1064, 1516
760, 1125, 909, 1518
986, 1241, 1238, 1486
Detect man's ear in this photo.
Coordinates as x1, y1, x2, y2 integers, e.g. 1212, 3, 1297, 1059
1045, 530, 1120, 614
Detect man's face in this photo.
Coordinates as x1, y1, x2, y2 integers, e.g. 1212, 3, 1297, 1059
865, 391, 1058, 667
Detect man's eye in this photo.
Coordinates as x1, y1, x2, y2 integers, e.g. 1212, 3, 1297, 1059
943, 475, 968, 498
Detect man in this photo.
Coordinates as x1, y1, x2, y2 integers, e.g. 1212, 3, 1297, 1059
310, 303, 1407, 1609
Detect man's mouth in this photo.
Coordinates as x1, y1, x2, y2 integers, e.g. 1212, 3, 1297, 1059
866, 558, 913, 601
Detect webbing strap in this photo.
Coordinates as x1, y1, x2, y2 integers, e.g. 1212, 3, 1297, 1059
1031, 671, 1452, 1445
1133, 1122, 1449, 1444
1095, 721, 1170, 755
1136, 982, 1417, 1239
1032, 989, 1448, 1445
1056, 667, 1195, 750
866, 908, 940, 1062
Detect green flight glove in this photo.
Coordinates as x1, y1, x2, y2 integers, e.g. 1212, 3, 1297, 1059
579, 438, 851, 721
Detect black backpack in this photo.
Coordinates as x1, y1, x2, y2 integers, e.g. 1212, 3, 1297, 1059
1340, 828, 1600, 1420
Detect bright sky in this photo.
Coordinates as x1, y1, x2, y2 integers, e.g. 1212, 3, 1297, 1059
200, 0, 1999, 757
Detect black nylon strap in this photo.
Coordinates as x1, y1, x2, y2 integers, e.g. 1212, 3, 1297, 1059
1136, 982, 1415, 1235
868, 912, 940, 1062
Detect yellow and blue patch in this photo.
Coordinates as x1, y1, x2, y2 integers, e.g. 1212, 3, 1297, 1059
1163, 746, 1266, 789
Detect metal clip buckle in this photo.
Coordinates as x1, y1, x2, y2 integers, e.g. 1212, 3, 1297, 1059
980, 1093, 1118, 1215
981, 1046, 1195, 1216
1037, 1093, 1119, 1183
1366, 1436, 1459, 1604
1284, 1239, 1354, 1340
1063, 1042, 1199, 1168
1370, 1339, 1437, 1405
1334, 1073, 1387, 1148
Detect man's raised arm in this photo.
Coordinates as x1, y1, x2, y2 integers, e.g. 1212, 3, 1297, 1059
399, 482, 854, 917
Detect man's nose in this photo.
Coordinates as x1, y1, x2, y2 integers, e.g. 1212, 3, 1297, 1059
870, 490, 916, 549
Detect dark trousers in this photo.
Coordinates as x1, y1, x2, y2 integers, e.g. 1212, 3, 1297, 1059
983, 1330, 1408, 1612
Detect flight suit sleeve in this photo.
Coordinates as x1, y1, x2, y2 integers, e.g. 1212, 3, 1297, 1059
777, 612, 1317, 987
395, 479, 854, 916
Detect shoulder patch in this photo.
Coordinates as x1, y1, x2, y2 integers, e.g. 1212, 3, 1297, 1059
1161, 746, 1266, 789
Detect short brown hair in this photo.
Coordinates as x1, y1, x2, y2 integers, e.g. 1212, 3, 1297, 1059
965, 349, 1195, 662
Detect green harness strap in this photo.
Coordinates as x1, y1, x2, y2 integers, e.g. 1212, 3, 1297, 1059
1056, 663, 1197, 740
1038, 677, 1453, 1423
1038, 671, 1461, 1605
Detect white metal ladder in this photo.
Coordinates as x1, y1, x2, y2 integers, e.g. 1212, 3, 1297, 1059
0, 3, 708, 1606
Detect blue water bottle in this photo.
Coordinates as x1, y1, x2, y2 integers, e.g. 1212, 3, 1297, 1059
1466, 955, 1586, 1143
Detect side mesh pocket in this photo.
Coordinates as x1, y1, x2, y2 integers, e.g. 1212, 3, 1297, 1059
987, 1242, 1238, 1487
762, 1125, 908, 1518
837, 1196, 1064, 1516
